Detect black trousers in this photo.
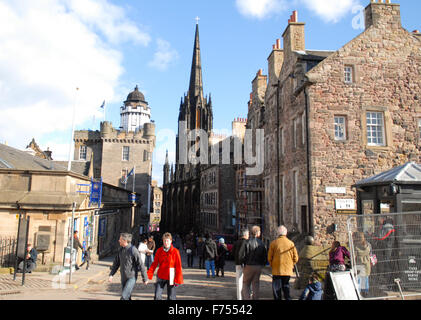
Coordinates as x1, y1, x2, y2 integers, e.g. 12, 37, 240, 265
272, 276, 291, 300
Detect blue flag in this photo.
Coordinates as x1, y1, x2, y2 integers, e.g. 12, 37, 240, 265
121, 167, 134, 184
100, 100, 105, 109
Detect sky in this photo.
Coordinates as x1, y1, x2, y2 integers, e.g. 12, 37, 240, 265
0, 0, 420, 186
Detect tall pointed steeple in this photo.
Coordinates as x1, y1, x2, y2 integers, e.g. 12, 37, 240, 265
188, 23, 203, 101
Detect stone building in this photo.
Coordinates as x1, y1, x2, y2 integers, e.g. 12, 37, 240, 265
161, 23, 213, 235
149, 180, 162, 232
0, 143, 138, 269
73, 86, 156, 234
257, 0, 421, 245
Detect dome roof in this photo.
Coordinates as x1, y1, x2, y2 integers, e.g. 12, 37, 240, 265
125, 85, 146, 103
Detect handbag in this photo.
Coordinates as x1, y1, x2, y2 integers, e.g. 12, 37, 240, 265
370, 253, 377, 266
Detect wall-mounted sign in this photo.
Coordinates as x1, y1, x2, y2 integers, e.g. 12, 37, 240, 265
335, 199, 356, 210
326, 187, 347, 194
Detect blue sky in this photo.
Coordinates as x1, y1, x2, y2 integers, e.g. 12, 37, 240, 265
0, 0, 420, 185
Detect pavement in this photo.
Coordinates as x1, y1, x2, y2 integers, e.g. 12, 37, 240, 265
0, 251, 305, 300
0, 256, 114, 297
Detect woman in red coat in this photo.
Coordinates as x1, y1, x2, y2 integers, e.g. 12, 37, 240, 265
147, 232, 184, 300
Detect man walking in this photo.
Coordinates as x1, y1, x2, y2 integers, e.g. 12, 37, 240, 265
203, 233, 218, 278
268, 225, 299, 300
147, 232, 183, 300
109, 233, 148, 300
232, 228, 249, 300
242, 226, 267, 300
73, 231, 84, 270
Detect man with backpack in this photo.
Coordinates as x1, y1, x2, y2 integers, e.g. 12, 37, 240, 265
203, 233, 218, 278
109, 233, 148, 300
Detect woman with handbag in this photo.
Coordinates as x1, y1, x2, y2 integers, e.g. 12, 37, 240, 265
353, 232, 372, 297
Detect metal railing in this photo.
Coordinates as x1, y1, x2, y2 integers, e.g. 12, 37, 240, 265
347, 212, 421, 300
0, 237, 17, 268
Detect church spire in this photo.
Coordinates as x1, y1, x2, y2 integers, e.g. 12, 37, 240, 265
188, 22, 203, 100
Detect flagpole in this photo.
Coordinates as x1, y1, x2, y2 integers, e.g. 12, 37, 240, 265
68, 88, 79, 171
132, 166, 136, 192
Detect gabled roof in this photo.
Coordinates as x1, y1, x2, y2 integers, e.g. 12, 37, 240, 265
0, 143, 66, 171
354, 162, 421, 187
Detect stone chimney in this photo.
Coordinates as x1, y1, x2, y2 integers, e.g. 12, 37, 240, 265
267, 39, 284, 85
365, 0, 401, 30
282, 10, 305, 59
252, 69, 267, 103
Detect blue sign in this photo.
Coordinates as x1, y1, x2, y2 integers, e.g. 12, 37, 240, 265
98, 218, 106, 237
89, 177, 103, 208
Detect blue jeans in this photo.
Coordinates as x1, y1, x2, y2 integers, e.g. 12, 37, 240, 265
121, 277, 136, 300
154, 277, 176, 300
205, 259, 215, 277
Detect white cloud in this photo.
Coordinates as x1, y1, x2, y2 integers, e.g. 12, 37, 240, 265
0, 0, 151, 160
148, 38, 179, 71
235, 0, 288, 19
300, 0, 361, 23
235, 0, 360, 22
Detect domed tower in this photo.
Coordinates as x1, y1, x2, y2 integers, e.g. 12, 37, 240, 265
120, 85, 151, 132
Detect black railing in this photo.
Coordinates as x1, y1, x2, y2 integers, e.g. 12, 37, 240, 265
0, 237, 17, 268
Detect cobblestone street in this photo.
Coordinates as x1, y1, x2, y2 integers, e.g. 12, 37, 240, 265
0, 253, 301, 300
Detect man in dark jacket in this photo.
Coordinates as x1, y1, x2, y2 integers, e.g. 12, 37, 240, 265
73, 231, 84, 270
109, 233, 148, 300
203, 233, 217, 278
242, 226, 267, 300
17, 244, 38, 273
232, 229, 249, 300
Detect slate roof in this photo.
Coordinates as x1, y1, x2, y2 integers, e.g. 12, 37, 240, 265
0, 143, 90, 175
354, 162, 421, 187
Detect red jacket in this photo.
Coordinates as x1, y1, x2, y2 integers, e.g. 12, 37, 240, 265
147, 246, 183, 285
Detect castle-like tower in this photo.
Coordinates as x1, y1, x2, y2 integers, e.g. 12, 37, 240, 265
120, 85, 151, 132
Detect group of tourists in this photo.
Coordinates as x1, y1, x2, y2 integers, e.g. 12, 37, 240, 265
107, 216, 397, 300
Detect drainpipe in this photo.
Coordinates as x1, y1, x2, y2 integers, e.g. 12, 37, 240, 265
304, 85, 314, 237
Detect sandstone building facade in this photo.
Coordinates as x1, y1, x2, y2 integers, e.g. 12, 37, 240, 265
251, 0, 421, 245
73, 87, 156, 233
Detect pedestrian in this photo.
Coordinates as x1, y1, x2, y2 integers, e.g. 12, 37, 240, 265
216, 238, 228, 277
242, 226, 267, 300
328, 240, 350, 272
203, 233, 218, 278
146, 235, 156, 270
73, 231, 84, 270
374, 217, 396, 286
185, 231, 196, 268
79, 246, 92, 270
232, 228, 249, 300
299, 273, 323, 300
108, 233, 149, 300
353, 232, 372, 297
138, 237, 153, 266
17, 243, 38, 273
147, 232, 184, 300
196, 237, 205, 269
267, 225, 299, 300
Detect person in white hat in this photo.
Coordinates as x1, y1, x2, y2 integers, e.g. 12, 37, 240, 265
216, 238, 228, 277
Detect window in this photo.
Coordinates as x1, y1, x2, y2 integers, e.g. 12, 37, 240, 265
366, 112, 385, 146
293, 170, 299, 225
281, 128, 286, 155
293, 118, 298, 149
344, 65, 353, 84
278, 128, 283, 156
334, 116, 347, 141
79, 145, 87, 160
143, 150, 151, 161
122, 146, 130, 161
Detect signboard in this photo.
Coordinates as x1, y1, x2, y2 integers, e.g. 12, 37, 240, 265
326, 187, 347, 194
89, 177, 103, 208
335, 199, 356, 210
98, 218, 106, 237
330, 271, 360, 300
